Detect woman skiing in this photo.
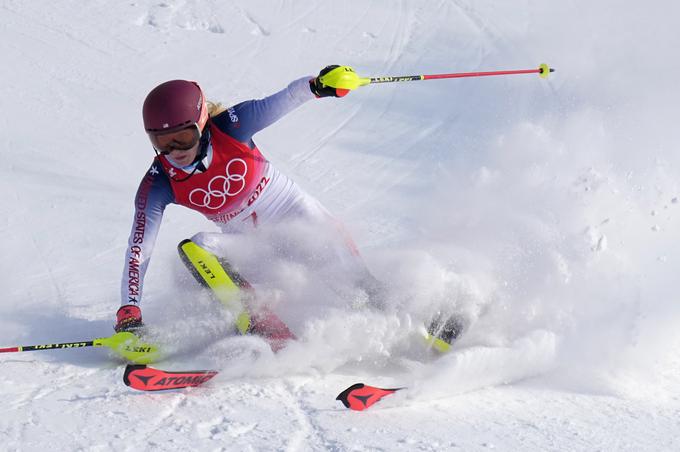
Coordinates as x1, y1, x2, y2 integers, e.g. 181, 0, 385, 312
114, 66, 381, 341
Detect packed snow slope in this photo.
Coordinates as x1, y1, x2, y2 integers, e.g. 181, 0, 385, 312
2, 1, 680, 450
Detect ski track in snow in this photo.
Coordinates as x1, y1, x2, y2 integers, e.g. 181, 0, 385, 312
2, 0, 680, 450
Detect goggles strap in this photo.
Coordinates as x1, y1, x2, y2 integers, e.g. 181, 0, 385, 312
194, 123, 211, 171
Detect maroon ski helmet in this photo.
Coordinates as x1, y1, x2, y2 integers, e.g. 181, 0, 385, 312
142, 80, 209, 134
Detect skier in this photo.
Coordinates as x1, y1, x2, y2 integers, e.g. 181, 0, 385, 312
114, 65, 460, 351
114, 66, 384, 341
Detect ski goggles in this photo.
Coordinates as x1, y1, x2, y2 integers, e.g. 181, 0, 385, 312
148, 125, 201, 155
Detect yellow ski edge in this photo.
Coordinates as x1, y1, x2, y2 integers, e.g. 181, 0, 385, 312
422, 332, 452, 353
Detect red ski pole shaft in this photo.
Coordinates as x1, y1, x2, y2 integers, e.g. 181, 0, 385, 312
365, 64, 554, 85
425, 68, 539, 79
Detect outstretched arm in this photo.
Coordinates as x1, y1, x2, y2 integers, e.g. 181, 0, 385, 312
214, 76, 316, 144
213, 66, 353, 144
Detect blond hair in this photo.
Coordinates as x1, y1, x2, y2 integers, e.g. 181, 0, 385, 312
207, 100, 228, 117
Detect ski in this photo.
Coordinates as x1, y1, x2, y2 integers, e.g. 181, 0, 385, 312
178, 239, 296, 351
123, 364, 218, 391
336, 383, 405, 411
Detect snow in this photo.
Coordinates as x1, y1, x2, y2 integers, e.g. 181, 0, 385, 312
2, 0, 680, 450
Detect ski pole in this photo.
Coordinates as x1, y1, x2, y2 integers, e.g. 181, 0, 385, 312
1, 340, 97, 353
0, 332, 160, 364
319, 64, 555, 93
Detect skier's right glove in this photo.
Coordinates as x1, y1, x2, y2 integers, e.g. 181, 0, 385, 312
114, 305, 145, 333
310, 65, 351, 98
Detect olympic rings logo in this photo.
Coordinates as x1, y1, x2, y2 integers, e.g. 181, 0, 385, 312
189, 158, 248, 210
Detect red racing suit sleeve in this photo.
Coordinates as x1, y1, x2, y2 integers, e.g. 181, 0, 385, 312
120, 161, 175, 306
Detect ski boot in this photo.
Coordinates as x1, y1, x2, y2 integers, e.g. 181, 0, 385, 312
425, 313, 466, 353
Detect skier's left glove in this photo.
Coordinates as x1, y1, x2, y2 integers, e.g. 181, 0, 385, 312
310, 65, 351, 98
114, 305, 145, 333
